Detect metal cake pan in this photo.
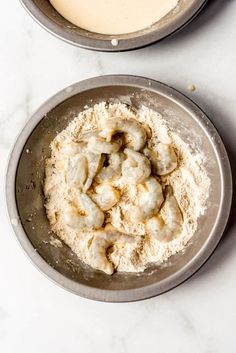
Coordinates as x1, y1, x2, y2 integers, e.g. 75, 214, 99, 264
20, 0, 208, 51
6, 75, 232, 302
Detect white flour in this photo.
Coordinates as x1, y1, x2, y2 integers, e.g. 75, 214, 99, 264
44, 102, 210, 273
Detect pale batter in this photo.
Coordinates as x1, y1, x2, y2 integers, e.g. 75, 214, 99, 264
49, 0, 179, 35
44, 103, 210, 275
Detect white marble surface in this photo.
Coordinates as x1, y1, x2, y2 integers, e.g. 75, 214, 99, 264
1, 1, 236, 352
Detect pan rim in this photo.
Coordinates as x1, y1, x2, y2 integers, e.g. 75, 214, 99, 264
6, 75, 232, 302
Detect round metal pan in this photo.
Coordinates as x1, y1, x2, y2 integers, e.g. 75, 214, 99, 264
6, 75, 232, 302
20, 0, 208, 51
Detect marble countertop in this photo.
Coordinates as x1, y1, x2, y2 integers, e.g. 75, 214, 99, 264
1, 1, 236, 352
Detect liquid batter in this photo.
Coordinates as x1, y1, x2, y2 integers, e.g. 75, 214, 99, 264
49, 0, 179, 35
